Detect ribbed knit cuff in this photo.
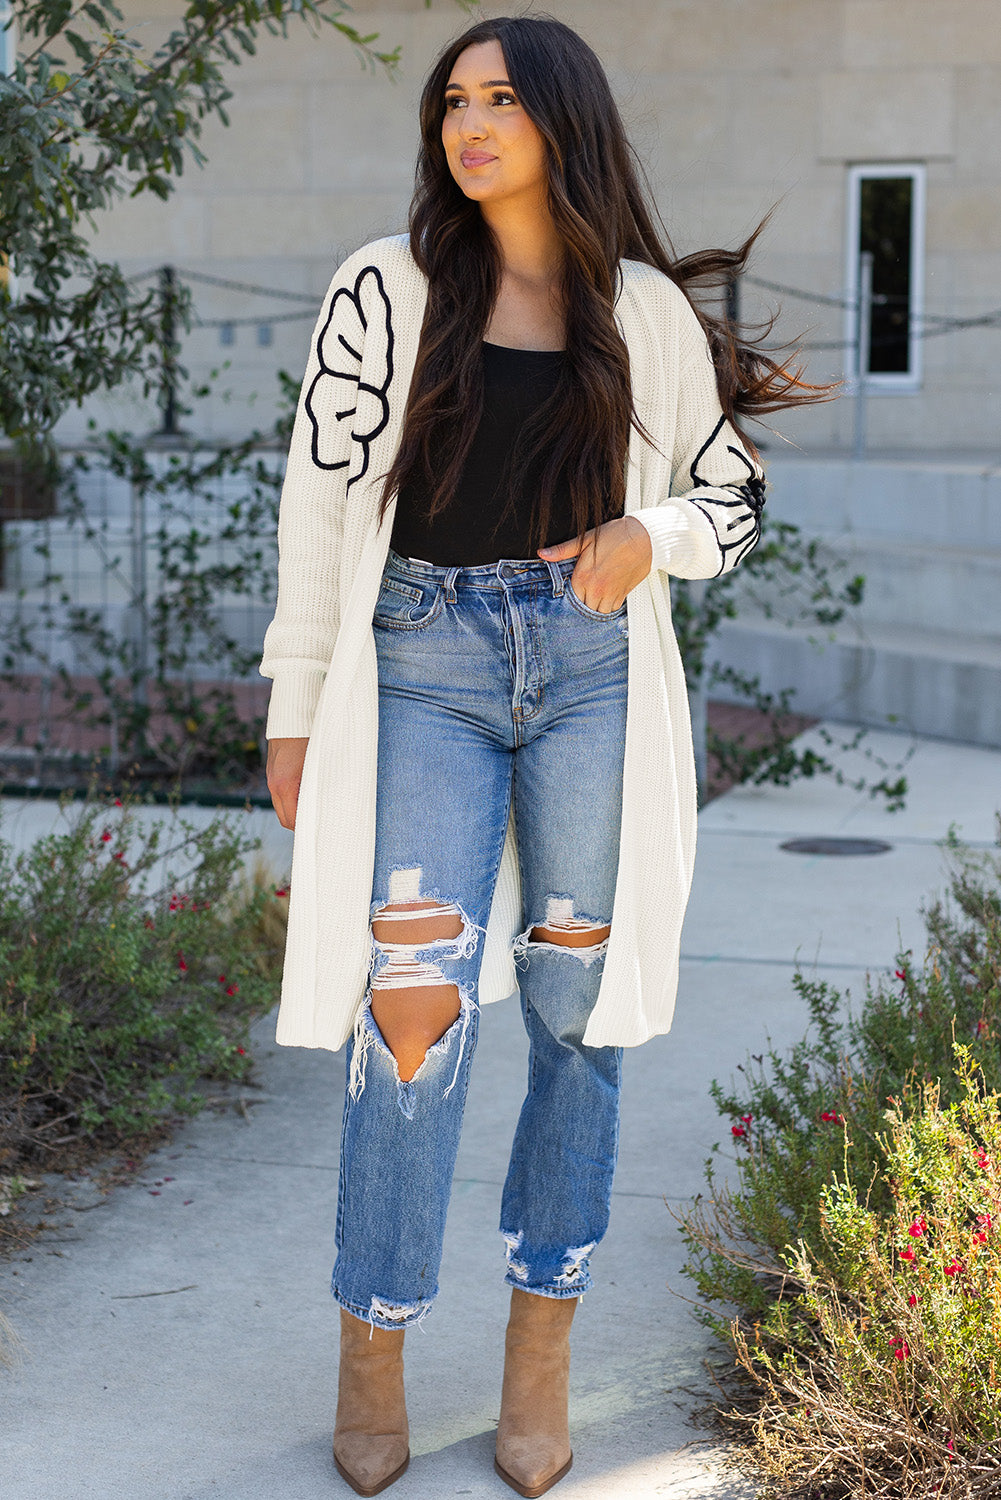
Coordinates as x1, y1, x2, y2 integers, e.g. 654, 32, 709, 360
264, 668, 327, 740
630, 502, 722, 579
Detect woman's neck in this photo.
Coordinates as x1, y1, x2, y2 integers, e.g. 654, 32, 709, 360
479, 194, 564, 290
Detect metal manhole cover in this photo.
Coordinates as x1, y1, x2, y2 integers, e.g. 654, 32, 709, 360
780, 836, 893, 856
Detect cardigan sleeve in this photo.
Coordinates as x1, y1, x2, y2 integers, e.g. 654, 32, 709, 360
258, 250, 374, 739
629, 307, 766, 581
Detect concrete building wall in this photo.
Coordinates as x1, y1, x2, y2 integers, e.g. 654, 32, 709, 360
58, 0, 1000, 454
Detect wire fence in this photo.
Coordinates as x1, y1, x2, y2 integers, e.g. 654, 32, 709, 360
129, 260, 1001, 349
28, 240, 1001, 439
0, 442, 281, 793
136, 258, 1001, 450
132, 259, 1001, 342
745, 275, 1001, 346
2, 257, 998, 788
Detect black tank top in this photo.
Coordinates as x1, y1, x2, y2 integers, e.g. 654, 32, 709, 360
390, 340, 581, 567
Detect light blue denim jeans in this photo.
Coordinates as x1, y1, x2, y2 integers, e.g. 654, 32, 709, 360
331, 546, 629, 1331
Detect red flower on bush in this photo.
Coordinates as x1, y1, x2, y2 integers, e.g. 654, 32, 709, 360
899, 1248, 916, 1261
895, 968, 907, 983
908, 1292, 919, 1306
944, 1260, 963, 1277
168, 893, 209, 913
975, 1152, 991, 1171
977, 1211, 993, 1231
100, 829, 112, 843
274, 887, 289, 898
908, 1217, 927, 1238
973, 1230, 988, 1245
890, 1336, 910, 1359
731, 1125, 747, 1139
225, 983, 238, 996
236, 1046, 246, 1056
820, 1110, 845, 1124
177, 952, 188, 973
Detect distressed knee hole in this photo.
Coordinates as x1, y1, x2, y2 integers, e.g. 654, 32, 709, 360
360, 868, 481, 1094
514, 897, 612, 971
532, 896, 610, 945
371, 900, 464, 946
370, 967, 462, 1083
370, 868, 478, 955
529, 922, 612, 947
350, 977, 478, 1115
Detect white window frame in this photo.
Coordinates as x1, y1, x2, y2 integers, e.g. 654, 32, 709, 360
0, 0, 16, 76
844, 163, 926, 395
1, 1, 18, 303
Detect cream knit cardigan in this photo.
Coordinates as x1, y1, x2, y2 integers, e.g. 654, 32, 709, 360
259, 233, 765, 1052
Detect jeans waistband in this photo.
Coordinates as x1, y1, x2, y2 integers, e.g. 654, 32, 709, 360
386, 546, 575, 597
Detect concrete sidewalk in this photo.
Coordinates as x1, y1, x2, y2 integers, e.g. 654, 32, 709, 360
2, 723, 999, 1499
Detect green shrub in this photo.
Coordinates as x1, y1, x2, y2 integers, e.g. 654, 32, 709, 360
676, 820, 1001, 1497
0, 789, 288, 1168
720, 1048, 1001, 1496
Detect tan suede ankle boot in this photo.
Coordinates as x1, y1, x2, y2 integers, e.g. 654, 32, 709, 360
332, 1309, 410, 1497
494, 1288, 577, 1498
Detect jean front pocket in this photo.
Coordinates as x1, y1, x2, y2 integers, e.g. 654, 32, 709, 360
564, 576, 627, 621
372, 572, 444, 631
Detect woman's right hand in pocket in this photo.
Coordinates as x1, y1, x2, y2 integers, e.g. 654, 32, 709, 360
267, 737, 309, 830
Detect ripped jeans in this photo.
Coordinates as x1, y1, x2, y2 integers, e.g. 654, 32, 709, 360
331, 547, 628, 1331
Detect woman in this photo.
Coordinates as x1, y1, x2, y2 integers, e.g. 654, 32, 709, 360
261, 15, 827, 1498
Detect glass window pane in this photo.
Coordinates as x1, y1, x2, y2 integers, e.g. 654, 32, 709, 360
859, 176, 913, 374
0, 1, 14, 76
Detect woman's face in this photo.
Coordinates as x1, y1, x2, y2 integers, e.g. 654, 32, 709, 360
441, 39, 549, 208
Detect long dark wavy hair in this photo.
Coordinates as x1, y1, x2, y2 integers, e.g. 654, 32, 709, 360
378, 13, 833, 556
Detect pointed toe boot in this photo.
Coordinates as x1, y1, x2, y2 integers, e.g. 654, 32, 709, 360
494, 1288, 577, 1498
332, 1309, 410, 1497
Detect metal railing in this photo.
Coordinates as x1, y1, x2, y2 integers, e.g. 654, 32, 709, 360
0, 441, 282, 785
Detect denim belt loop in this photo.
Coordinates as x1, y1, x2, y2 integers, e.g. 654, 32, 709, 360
544, 558, 566, 598
443, 567, 460, 605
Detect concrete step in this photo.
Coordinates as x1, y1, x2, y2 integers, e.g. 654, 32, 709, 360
762, 455, 1001, 549
712, 612, 1001, 747
715, 455, 1001, 748
729, 527, 1001, 637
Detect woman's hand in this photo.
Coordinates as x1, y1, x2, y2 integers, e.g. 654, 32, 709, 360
538, 515, 653, 612
267, 737, 309, 831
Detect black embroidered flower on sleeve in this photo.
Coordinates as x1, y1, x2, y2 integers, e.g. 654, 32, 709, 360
731, 472, 766, 521
305, 264, 394, 489
686, 414, 766, 574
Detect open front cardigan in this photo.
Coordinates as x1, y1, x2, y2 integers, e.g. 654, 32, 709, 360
259, 233, 766, 1051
